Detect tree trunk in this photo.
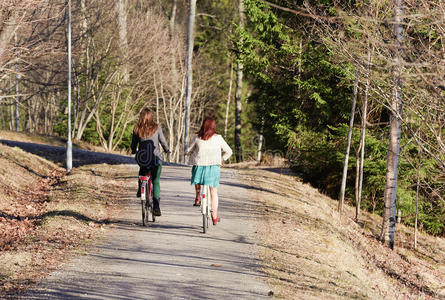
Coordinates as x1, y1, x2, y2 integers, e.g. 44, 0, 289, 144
338, 68, 359, 214
380, 0, 404, 249
184, 0, 196, 163
257, 127, 264, 163
169, 0, 177, 37
414, 146, 421, 249
9, 101, 14, 131
356, 49, 372, 221
26, 102, 32, 132
73, 0, 88, 140
177, 96, 185, 162
224, 60, 234, 138
0, 13, 16, 61
234, 0, 245, 163
44, 104, 49, 134
168, 0, 177, 135
354, 144, 361, 215
0, 106, 5, 129
116, 0, 129, 83
14, 33, 20, 131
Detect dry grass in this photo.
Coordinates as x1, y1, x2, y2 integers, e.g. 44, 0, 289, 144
0, 142, 129, 297
236, 167, 445, 299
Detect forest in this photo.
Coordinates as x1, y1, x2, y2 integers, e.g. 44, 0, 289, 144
0, 0, 443, 245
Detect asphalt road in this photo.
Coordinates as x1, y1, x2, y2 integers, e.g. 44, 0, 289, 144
19, 160, 270, 299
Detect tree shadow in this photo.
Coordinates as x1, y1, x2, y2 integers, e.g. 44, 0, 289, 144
0, 209, 106, 225
0, 140, 135, 168
0, 140, 187, 169
36, 210, 104, 224
218, 180, 281, 195
0, 210, 21, 221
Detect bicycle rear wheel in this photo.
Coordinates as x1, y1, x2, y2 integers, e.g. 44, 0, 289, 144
148, 178, 155, 222
141, 180, 149, 226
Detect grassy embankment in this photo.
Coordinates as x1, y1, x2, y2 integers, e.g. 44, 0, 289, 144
0, 131, 128, 297
236, 167, 444, 299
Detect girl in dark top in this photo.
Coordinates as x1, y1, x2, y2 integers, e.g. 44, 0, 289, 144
131, 108, 170, 216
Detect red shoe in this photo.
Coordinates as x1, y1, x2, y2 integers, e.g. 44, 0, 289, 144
212, 216, 220, 225
193, 196, 201, 206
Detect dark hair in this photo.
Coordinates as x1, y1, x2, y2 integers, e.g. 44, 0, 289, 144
133, 108, 158, 138
196, 117, 216, 140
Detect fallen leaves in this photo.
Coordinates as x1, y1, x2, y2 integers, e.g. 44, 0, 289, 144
0, 139, 133, 298
0, 154, 125, 298
0, 169, 62, 251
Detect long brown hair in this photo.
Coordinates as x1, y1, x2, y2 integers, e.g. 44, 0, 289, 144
196, 117, 216, 140
134, 108, 158, 138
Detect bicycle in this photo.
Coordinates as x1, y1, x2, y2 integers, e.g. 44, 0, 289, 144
200, 184, 211, 233
139, 173, 155, 226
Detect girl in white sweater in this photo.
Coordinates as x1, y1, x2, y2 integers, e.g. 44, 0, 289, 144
188, 117, 232, 225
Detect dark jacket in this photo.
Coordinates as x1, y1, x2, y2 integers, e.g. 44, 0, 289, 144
131, 126, 170, 163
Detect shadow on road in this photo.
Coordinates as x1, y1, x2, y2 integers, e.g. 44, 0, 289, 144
0, 140, 183, 170
0, 139, 184, 169
219, 180, 281, 196
0, 139, 135, 167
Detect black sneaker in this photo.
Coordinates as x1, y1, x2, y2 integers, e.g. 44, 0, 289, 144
153, 198, 161, 216
153, 207, 161, 216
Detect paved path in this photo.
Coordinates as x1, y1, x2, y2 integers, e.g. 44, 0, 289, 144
21, 163, 270, 299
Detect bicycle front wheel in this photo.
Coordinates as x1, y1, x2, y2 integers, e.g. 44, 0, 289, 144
202, 211, 208, 233
148, 198, 155, 223
201, 185, 210, 233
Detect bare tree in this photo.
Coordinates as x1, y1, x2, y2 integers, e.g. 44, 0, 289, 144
1, 1, 67, 134
414, 146, 422, 249
380, 0, 404, 249
116, 0, 129, 82
338, 68, 359, 214
234, 0, 244, 162
224, 60, 234, 138
184, 0, 197, 163
356, 48, 372, 221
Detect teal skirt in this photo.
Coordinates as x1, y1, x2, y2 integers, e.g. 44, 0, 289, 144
191, 165, 220, 188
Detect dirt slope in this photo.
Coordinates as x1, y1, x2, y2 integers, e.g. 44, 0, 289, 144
0, 142, 126, 297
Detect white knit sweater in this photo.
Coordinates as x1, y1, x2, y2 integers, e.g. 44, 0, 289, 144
187, 134, 233, 166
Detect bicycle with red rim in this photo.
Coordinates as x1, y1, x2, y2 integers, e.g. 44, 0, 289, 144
139, 173, 155, 226
135, 140, 157, 226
